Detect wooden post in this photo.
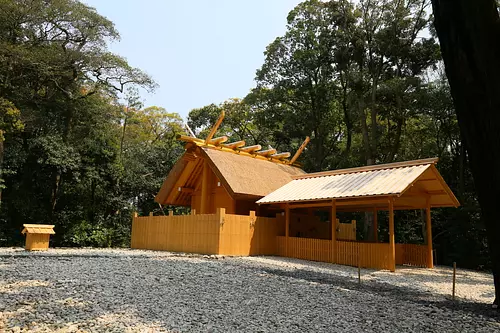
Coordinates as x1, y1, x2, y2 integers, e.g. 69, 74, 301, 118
216, 207, 226, 223
373, 208, 378, 242
285, 204, 290, 257
331, 199, 337, 264
452, 262, 456, 300
249, 211, 256, 227
358, 244, 361, 284
133, 212, 138, 218
200, 160, 210, 214
426, 196, 434, 268
169, 210, 174, 216
388, 197, 396, 272
191, 209, 196, 215
149, 212, 153, 216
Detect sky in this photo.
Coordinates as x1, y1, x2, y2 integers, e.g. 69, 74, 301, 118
83, 0, 303, 119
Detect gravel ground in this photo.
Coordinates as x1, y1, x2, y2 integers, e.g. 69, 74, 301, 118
0, 248, 498, 333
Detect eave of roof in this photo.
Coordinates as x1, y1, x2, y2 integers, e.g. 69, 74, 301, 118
257, 158, 460, 209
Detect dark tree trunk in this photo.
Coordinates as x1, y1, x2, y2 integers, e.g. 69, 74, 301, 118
0, 133, 4, 204
431, 0, 500, 307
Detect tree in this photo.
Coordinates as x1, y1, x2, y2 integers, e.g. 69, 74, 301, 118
0, 0, 176, 247
431, 0, 500, 307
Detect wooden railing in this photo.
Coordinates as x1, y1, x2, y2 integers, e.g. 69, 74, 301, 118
396, 243, 428, 267
131, 209, 282, 256
276, 237, 332, 262
336, 241, 392, 270
276, 237, 427, 270
132, 212, 429, 270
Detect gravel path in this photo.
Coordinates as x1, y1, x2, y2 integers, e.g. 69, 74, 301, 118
0, 248, 498, 332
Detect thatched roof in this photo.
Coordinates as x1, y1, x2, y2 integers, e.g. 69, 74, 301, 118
203, 148, 305, 199
155, 146, 305, 206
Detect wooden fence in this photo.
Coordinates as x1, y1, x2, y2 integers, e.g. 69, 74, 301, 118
131, 211, 429, 270
336, 241, 392, 270
396, 243, 428, 267
337, 220, 356, 241
276, 237, 428, 270
131, 209, 283, 256
277, 237, 333, 263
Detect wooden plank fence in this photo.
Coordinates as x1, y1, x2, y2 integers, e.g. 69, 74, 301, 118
132, 210, 429, 270
396, 243, 428, 267
276, 236, 427, 270
337, 220, 356, 241
131, 209, 283, 256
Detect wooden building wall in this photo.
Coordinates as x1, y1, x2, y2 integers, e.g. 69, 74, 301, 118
190, 164, 236, 214
189, 160, 260, 215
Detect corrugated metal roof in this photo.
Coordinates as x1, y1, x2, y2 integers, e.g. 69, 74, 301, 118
257, 164, 431, 204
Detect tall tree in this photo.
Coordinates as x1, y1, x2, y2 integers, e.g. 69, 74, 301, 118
431, 0, 499, 307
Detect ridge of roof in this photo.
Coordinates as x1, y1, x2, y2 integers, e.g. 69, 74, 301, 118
180, 136, 304, 168
293, 157, 439, 180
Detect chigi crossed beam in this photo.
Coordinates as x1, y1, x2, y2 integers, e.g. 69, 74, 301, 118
178, 111, 310, 166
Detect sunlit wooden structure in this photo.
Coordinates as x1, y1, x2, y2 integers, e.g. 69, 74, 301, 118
21, 224, 55, 251
132, 111, 460, 271
155, 111, 307, 216
257, 158, 460, 271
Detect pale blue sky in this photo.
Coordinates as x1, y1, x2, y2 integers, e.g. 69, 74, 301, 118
83, 0, 302, 119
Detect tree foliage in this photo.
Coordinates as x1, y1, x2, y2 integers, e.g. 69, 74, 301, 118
0, 0, 183, 247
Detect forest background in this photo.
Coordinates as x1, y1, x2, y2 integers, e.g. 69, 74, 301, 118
0, 0, 486, 270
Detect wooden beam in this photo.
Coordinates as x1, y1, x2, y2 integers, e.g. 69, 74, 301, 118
331, 199, 337, 264
289, 136, 310, 165
286, 201, 332, 209
239, 145, 262, 153
205, 111, 225, 143
389, 196, 396, 272
221, 140, 245, 149
208, 136, 228, 145
181, 139, 294, 165
255, 148, 277, 157
285, 204, 290, 257
177, 135, 205, 144
177, 187, 194, 194
271, 152, 291, 160
426, 196, 434, 268
285, 198, 390, 209
200, 160, 210, 214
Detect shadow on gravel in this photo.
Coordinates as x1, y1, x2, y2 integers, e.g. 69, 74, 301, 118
259, 266, 500, 320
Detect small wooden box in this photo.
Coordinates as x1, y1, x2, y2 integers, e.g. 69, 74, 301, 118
21, 224, 55, 251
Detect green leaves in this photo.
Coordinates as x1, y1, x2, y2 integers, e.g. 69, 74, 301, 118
0, 0, 174, 247
0, 98, 23, 141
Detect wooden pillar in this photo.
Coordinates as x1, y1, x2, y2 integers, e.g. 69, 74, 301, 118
373, 208, 378, 242
285, 204, 290, 257
331, 199, 337, 264
200, 160, 210, 214
388, 197, 396, 272
426, 197, 434, 268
